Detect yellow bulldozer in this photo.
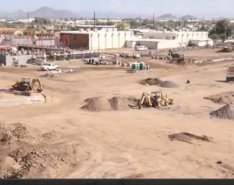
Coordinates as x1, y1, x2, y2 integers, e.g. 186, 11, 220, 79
138, 91, 174, 109
11, 78, 43, 96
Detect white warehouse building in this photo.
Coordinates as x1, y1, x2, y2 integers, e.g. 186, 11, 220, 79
60, 25, 133, 50
127, 30, 214, 49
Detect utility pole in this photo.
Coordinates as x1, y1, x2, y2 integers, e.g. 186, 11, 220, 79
153, 12, 155, 30
27, 13, 29, 24
94, 11, 96, 28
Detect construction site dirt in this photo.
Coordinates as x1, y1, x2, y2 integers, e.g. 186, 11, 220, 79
0, 49, 234, 179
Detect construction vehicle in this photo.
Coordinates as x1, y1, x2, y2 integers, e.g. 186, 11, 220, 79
138, 91, 174, 109
219, 45, 233, 53
226, 66, 234, 82
168, 50, 185, 64
11, 78, 43, 96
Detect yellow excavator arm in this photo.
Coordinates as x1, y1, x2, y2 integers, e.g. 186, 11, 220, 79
139, 93, 153, 109
31, 78, 43, 93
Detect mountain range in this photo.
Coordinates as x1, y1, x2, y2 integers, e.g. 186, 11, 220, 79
0, 7, 197, 20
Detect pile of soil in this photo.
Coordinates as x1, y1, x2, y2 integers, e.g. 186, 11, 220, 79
168, 132, 211, 144
0, 123, 78, 179
123, 173, 145, 179
81, 97, 112, 112
204, 92, 234, 105
81, 96, 138, 112
140, 78, 179, 88
210, 105, 234, 120
161, 81, 179, 88
109, 96, 138, 111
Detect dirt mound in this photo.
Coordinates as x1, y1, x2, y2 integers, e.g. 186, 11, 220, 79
210, 105, 234, 120
123, 173, 145, 179
140, 78, 179, 88
0, 123, 30, 144
0, 123, 78, 179
160, 81, 179, 88
109, 96, 138, 111
82, 96, 138, 112
204, 92, 234, 105
81, 97, 112, 112
168, 132, 211, 144
140, 78, 163, 86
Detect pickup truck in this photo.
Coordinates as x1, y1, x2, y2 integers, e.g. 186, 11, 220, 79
40, 63, 59, 71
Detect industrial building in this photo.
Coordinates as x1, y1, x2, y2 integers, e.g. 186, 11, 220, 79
60, 25, 133, 50
129, 29, 213, 49
0, 53, 32, 66
126, 39, 180, 49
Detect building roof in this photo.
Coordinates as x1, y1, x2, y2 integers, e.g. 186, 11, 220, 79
126, 38, 179, 42
76, 25, 116, 28
131, 29, 208, 34
60, 31, 89, 35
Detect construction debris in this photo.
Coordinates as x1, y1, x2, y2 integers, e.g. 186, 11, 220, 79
216, 161, 234, 177
123, 173, 145, 179
140, 78, 179, 88
168, 132, 211, 144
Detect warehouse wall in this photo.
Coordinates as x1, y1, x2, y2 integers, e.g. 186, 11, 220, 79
60, 33, 89, 50
89, 31, 133, 50
157, 40, 180, 49
143, 31, 210, 47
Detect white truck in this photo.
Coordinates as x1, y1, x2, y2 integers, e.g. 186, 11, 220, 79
40, 63, 59, 71
135, 45, 148, 51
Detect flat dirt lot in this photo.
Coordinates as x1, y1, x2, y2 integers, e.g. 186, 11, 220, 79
0, 55, 234, 178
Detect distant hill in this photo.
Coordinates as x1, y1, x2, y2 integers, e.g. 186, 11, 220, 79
0, 7, 145, 19
0, 7, 198, 20
0, 7, 79, 19
29, 7, 78, 19
158, 14, 178, 20
181, 15, 197, 20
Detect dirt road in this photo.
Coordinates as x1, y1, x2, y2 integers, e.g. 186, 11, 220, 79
0, 60, 234, 178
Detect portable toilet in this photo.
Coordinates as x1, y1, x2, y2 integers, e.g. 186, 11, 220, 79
134, 63, 139, 71
131, 63, 135, 70
140, 62, 145, 70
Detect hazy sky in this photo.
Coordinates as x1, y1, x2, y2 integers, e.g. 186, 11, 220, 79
0, 0, 232, 17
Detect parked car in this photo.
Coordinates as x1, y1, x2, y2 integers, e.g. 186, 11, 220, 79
40, 63, 59, 71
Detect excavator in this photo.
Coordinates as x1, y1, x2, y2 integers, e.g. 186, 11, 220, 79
138, 91, 174, 109
168, 50, 185, 65
219, 45, 233, 53
11, 78, 43, 96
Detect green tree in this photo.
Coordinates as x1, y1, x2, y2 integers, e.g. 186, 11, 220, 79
209, 19, 233, 40
209, 33, 221, 40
